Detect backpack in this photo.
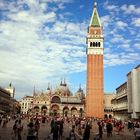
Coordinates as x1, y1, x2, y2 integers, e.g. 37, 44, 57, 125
69, 131, 76, 140
13, 124, 17, 130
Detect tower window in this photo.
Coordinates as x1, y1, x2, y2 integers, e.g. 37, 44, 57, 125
98, 42, 100, 47
90, 42, 92, 47
93, 42, 96, 47
96, 42, 98, 47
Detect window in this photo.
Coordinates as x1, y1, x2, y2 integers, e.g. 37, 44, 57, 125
90, 42, 92, 47
96, 42, 98, 47
93, 42, 96, 47
98, 42, 100, 47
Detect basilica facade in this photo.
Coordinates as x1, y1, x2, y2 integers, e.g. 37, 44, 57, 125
26, 80, 85, 117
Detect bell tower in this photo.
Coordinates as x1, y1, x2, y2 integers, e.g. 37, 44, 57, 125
86, 1, 104, 118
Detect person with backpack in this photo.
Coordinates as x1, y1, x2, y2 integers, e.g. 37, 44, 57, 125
98, 121, 103, 140
13, 120, 18, 139
27, 122, 36, 140
17, 119, 23, 140
68, 128, 76, 140
34, 116, 40, 140
52, 121, 59, 140
83, 124, 91, 140
106, 120, 113, 138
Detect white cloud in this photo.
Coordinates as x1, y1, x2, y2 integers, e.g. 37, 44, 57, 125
0, 0, 84, 98
132, 18, 140, 27
121, 4, 140, 15
104, 52, 140, 67
101, 15, 110, 27
116, 21, 128, 30
103, 1, 118, 11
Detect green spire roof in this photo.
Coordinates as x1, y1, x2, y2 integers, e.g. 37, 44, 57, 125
91, 11, 100, 27
90, 3, 101, 27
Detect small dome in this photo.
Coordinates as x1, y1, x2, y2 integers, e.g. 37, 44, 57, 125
45, 83, 51, 95
54, 80, 72, 96
46, 88, 51, 95
76, 85, 85, 99
55, 85, 71, 96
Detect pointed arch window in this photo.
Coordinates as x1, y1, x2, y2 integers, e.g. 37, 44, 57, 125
98, 42, 100, 47
96, 42, 98, 47
90, 42, 92, 47
93, 42, 96, 47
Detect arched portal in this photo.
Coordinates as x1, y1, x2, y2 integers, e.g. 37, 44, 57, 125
34, 106, 40, 115
71, 107, 78, 117
109, 114, 112, 119
41, 105, 47, 115
51, 96, 61, 103
51, 104, 59, 116
104, 114, 108, 119
63, 106, 69, 117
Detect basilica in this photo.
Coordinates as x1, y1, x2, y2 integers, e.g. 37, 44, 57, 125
23, 80, 85, 117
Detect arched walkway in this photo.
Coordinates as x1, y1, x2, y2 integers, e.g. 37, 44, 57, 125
51, 96, 61, 103
41, 105, 47, 115
34, 106, 40, 115
71, 107, 78, 117
51, 104, 60, 116
63, 106, 69, 117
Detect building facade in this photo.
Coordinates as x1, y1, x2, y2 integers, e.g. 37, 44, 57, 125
21, 81, 85, 117
20, 96, 33, 114
111, 82, 128, 121
5, 83, 15, 98
0, 87, 11, 113
86, 2, 104, 118
127, 65, 140, 119
104, 93, 115, 119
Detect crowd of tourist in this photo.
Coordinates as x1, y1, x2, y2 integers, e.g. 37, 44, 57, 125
0, 113, 140, 140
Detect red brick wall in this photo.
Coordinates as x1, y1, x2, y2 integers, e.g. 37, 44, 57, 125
86, 54, 104, 118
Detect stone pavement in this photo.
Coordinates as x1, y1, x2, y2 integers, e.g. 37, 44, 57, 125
0, 119, 136, 140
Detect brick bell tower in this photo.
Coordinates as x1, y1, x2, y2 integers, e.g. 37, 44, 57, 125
86, 1, 104, 118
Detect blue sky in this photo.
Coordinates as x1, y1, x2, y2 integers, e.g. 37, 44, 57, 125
0, 0, 140, 99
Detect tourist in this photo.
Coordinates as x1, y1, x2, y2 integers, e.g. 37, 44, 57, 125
83, 124, 91, 140
106, 120, 113, 138
52, 121, 59, 140
13, 119, 18, 139
98, 121, 103, 140
34, 117, 40, 140
68, 128, 76, 140
0, 115, 2, 126
27, 122, 36, 140
17, 119, 23, 140
59, 119, 64, 140
134, 127, 140, 140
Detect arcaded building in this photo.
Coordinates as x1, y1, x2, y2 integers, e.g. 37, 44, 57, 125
111, 82, 128, 121
104, 93, 115, 118
27, 80, 85, 117
0, 87, 11, 113
127, 65, 140, 119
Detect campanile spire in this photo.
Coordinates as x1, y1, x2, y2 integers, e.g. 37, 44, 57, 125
86, 1, 104, 118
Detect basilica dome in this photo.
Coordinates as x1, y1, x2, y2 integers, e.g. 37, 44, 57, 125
54, 80, 72, 96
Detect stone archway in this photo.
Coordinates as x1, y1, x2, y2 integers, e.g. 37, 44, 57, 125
51, 104, 60, 116
34, 106, 40, 115
104, 114, 108, 119
71, 107, 78, 117
63, 106, 69, 117
51, 96, 61, 103
41, 105, 47, 115
109, 114, 112, 119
